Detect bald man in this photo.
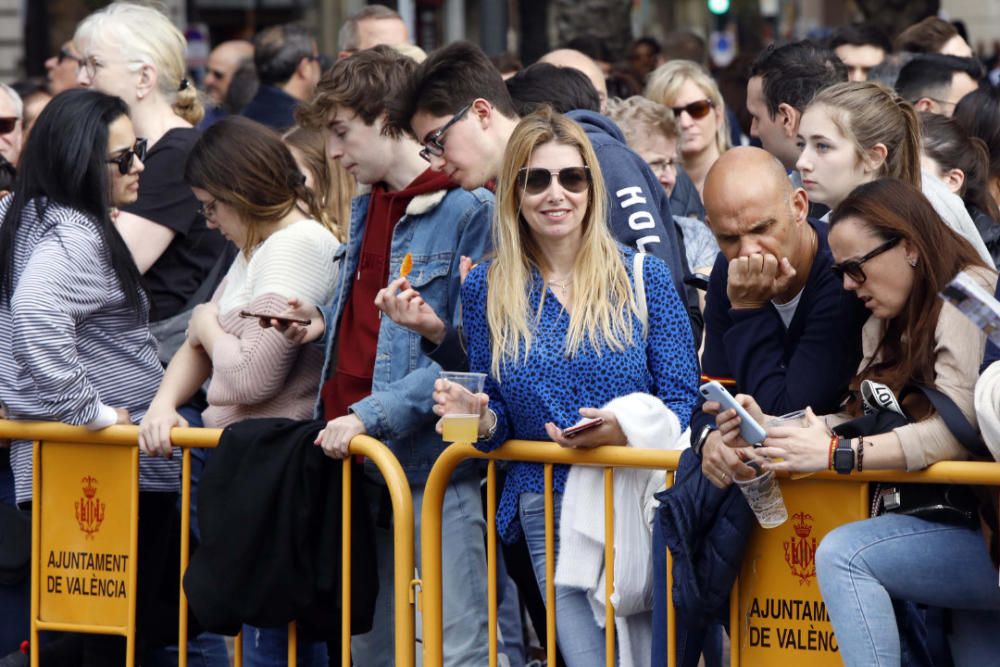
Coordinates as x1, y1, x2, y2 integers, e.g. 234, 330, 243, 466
540, 48, 608, 111
690, 147, 869, 488
204, 40, 255, 106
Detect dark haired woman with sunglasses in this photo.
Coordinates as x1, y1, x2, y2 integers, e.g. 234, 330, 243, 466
712, 179, 999, 665
0, 89, 182, 663
433, 108, 699, 666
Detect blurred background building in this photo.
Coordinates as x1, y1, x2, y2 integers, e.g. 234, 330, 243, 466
1, 0, 999, 86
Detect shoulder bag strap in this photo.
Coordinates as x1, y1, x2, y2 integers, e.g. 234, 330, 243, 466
633, 251, 648, 337
911, 384, 991, 458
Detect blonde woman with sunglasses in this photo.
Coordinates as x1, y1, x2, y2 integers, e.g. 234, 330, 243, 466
645, 60, 731, 198
433, 108, 699, 665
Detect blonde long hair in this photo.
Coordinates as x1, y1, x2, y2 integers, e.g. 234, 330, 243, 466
645, 60, 730, 156
488, 108, 637, 379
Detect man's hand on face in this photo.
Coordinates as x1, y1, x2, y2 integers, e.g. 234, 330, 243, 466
726, 253, 797, 309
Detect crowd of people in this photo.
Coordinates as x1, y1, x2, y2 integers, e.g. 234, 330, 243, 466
1, 3, 1000, 666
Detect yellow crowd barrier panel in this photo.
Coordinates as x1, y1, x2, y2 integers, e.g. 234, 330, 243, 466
419, 440, 683, 667
418, 439, 1000, 667
1, 421, 416, 667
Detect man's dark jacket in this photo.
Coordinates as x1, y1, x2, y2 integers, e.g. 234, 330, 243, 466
184, 418, 377, 640
241, 84, 299, 131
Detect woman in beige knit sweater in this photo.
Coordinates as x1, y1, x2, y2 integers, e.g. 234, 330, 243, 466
138, 116, 340, 445
711, 179, 999, 666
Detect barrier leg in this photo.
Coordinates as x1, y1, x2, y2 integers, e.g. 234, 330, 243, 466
603, 468, 615, 667
544, 465, 556, 667
287, 622, 296, 666
341, 459, 352, 667
179, 448, 191, 667
234, 631, 242, 666
487, 460, 498, 667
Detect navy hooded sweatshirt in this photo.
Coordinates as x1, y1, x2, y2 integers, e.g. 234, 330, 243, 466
567, 110, 702, 342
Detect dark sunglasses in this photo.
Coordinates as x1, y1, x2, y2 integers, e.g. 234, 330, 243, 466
419, 103, 472, 161
106, 138, 148, 175
831, 236, 901, 284
671, 99, 714, 120
58, 47, 83, 66
517, 167, 591, 195
0, 117, 18, 135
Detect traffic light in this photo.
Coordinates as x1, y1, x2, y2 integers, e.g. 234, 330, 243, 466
708, 0, 730, 15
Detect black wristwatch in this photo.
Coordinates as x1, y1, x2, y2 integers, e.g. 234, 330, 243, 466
692, 425, 714, 457
833, 437, 855, 474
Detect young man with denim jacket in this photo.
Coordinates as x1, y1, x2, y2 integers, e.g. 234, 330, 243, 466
289, 46, 492, 665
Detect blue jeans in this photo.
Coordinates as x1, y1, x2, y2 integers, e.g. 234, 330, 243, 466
351, 473, 489, 666
240, 626, 327, 667
817, 514, 1000, 666
519, 492, 605, 667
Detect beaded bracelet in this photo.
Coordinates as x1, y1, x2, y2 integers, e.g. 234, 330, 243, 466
828, 433, 838, 470
856, 435, 865, 472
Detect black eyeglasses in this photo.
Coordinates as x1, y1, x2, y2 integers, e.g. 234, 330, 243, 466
0, 117, 18, 135
831, 237, 901, 284
419, 104, 472, 161
198, 198, 219, 220
517, 167, 591, 195
58, 47, 83, 66
671, 99, 714, 120
106, 138, 147, 175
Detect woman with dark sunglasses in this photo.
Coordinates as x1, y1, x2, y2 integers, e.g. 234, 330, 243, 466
433, 108, 700, 665
0, 88, 181, 663
645, 59, 730, 198
712, 179, 999, 666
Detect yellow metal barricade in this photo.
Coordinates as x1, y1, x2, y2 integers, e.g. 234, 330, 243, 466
419, 440, 683, 667
418, 439, 1000, 667
3, 421, 416, 667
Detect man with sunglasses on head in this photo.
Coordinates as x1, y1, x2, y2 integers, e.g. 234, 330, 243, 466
386, 40, 703, 351
283, 45, 492, 666
0, 85, 23, 169
199, 40, 254, 129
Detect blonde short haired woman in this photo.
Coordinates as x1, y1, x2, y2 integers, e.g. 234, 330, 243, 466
645, 60, 730, 197
434, 108, 699, 665
75, 2, 227, 335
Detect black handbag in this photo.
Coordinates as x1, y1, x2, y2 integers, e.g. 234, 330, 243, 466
833, 384, 991, 527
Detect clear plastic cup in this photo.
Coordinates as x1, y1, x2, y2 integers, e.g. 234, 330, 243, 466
734, 468, 788, 528
439, 371, 486, 443
766, 409, 814, 480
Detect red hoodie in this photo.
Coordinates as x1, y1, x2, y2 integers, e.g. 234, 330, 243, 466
322, 168, 455, 421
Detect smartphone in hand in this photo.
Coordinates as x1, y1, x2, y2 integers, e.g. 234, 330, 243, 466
239, 310, 312, 326
698, 381, 767, 446
562, 417, 605, 439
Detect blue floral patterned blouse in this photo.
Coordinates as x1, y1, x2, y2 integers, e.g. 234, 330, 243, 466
462, 247, 700, 543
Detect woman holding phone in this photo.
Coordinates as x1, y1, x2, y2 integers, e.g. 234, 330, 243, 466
138, 115, 339, 666
713, 179, 999, 666
434, 108, 699, 665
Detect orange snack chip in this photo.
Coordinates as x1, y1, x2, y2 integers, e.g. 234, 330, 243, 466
400, 252, 413, 278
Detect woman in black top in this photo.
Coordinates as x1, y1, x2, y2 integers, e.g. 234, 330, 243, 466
74, 2, 228, 329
